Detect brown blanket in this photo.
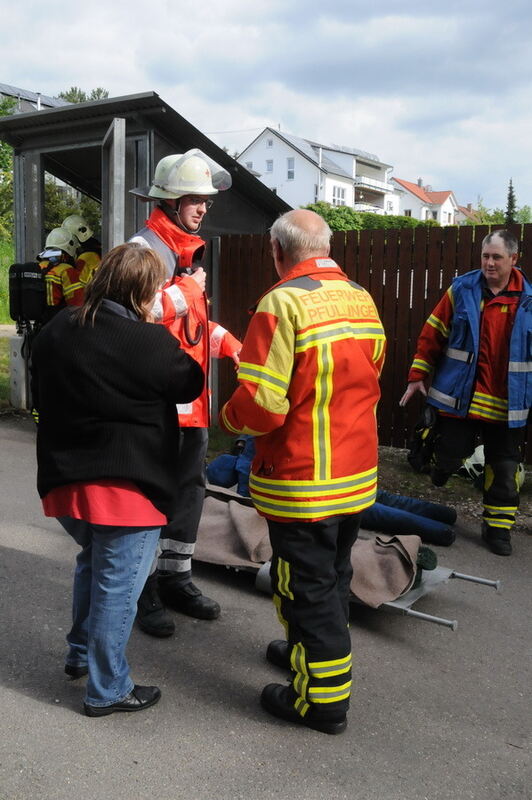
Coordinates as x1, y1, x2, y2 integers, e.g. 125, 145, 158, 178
195, 490, 420, 608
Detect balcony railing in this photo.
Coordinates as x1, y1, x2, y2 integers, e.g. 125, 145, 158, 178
354, 175, 391, 193
353, 203, 385, 214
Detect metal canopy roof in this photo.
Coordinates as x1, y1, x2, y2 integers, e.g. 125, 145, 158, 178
0, 91, 290, 215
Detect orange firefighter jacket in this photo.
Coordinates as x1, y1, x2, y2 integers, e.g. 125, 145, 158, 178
137, 207, 241, 428
220, 257, 386, 522
42, 259, 84, 307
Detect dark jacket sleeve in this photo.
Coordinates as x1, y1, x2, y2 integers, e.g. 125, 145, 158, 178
158, 326, 205, 404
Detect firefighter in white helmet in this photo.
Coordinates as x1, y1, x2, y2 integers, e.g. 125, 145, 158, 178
62, 214, 102, 288
39, 227, 84, 317
129, 149, 241, 636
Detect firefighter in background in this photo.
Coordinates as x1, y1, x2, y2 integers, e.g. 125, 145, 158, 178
220, 209, 386, 734
40, 227, 84, 316
62, 214, 101, 288
400, 229, 532, 556
129, 149, 241, 636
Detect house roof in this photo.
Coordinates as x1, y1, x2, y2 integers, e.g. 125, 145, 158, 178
392, 178, 456, 207
457, 205, 480, 221
240, 127, 392, 180
0, 91, 290, 218
0, 82, 69, 110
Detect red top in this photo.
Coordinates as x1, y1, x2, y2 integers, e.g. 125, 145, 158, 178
42, 479, 166, 526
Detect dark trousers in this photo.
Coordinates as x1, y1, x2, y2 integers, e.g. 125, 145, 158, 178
267, 513, 361, 720
156, 427, 209, 576
434, 416, 523, 533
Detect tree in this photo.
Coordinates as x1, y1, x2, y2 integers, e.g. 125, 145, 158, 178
0, 98, 16, 238
304, 202, 439, 232
505, 178, 517, 226
44, 179, 101, 235
58, 87, 109, 103
516, 205, 531, 224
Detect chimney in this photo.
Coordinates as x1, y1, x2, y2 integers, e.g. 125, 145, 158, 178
417, 177, 423, 186
36, 92, 41, 111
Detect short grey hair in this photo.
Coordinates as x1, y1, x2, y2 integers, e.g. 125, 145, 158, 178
270, 210, 332, 262
482, 229, 519, 255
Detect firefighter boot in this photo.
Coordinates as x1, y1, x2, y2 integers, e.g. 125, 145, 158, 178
260, 683, 347, 735
266, 640, 291, 670
481, 523, 512, 556
158, 576, 221, 620
136, 573, 176, 637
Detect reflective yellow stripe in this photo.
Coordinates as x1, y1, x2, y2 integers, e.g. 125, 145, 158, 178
295, 321, 385, 352
427, 314, 449, 337
250, 467, 377, 495
294, 696, 310, 717
252, 488, 377, 519
308, 681, 352, 703
469, 405, 507, 422
412, 358, 432, 374
483, 519, 513, 529
472, 392, 508, 410
313, 342, 333, 481
272, 593, 288, 636
276, 558, 294, 600
483, 504, 518, 513
291, 642, 308, 676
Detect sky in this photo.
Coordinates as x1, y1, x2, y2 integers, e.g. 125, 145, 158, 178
2, 0, 531, 210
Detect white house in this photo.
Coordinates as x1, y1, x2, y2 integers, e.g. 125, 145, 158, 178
237, 128, 399, 215
391, 178, 459, 226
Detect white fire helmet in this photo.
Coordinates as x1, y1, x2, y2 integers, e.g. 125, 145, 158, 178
62, 214, 93, 243
459, 444, 525, 490
41, 227, 80, 259
130, 149, 232, 201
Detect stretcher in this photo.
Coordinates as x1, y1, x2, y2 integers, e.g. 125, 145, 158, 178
254, 562, 502, 632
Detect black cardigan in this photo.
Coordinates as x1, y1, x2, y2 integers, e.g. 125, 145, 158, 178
31, 305, 204, 518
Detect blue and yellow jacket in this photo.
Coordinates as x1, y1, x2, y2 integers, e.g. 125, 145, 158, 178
220, 257, 386, 522
409, 268, 532, 427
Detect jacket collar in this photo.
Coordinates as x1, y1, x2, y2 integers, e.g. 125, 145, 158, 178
145, 206, 205, 260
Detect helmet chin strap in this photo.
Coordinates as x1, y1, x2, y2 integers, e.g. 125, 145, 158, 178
159, 200, 202, 234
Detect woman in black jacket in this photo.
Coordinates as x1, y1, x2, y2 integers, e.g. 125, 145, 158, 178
32, 243, 204, 717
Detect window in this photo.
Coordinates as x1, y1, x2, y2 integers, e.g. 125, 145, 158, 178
267, 138, 273, 148
266, 160, 273, 173
314, 184, 319, 203
332, 185, 346, 206
404, 209, 412, 217
287, 157, 295, 180
387, 201, 394, 213
245, 161, 253, 170
447, 212, 452, 223
432, 211, 438, 220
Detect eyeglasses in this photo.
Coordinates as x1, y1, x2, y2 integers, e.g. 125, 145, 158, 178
187, 196, 213, 209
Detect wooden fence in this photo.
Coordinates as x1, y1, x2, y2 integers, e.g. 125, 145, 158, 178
215, 223, 532, 462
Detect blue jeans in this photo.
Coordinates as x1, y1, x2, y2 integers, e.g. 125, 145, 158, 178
58, 517, 160, 707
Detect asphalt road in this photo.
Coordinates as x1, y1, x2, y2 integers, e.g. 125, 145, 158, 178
0, 414, 530, 800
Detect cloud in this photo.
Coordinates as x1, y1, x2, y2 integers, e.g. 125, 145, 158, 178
0, 0, 531, 209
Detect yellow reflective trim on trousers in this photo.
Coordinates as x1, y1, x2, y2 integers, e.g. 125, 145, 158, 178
276, 558, 294, 600
291, 642, 308, 676
250, 466, 377, 494
482, 519, 513, 529
308, 681, 352, 703
294, 696, 310, 717
293, 672, 310, 701
308, 653, 352, 670
483, 504, 518, 513
427, 315, 449, 337
272, 593, 288, 637
312, 342, 333, 481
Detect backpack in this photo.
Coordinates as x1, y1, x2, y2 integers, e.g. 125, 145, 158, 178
8, 261, 54, 328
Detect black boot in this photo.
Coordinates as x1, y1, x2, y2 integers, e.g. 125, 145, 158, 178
266, 640, 291, 670
260, 683, 347, 735
158, 577, 221, 620
136, 573, 175, 637
481, 523, 512, 556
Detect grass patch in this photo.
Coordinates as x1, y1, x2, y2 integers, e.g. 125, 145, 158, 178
0, 338, 9, 408
0, 239, 14, 324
